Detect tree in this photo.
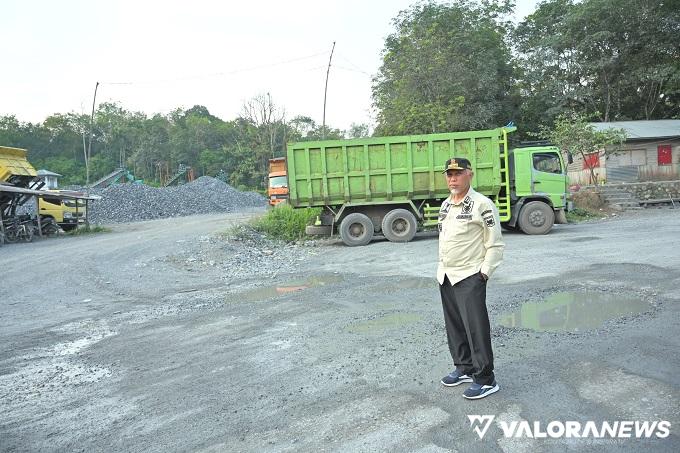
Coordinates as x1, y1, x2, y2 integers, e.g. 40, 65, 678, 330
539, 112, 626, 185
514, 0, 680, 131
288, 115, 344, 142
372, 0, 517, 135
348, 123, 371, 138
240, 93, 288, 186
241, 93, 286, 156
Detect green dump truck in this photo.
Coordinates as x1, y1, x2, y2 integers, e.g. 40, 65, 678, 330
286, 126, 569, 246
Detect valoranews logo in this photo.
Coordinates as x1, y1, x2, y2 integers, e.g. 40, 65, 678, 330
468, 415, 671, 440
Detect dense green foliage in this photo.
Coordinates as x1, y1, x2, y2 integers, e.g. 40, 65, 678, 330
373, 0, 517, 135
374, 0, 680, 136
1, 0, 678, 185
0, 101, 351, 188
514, 0, 680, 132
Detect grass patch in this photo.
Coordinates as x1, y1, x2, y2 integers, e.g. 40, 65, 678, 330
66, 225, 111, 236
566, 208, 604, 223
250, 205, 322, 242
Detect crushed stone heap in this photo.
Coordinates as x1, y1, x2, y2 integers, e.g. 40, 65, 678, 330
88, 176, 267, 224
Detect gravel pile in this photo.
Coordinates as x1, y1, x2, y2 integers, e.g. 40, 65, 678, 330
89, 177, 267, 224
162, 227, 319, 281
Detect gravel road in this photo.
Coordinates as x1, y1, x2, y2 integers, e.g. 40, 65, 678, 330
1, 208, 679, 452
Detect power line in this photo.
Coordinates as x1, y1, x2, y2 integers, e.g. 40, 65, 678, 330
336, 52, 371, 74
99, 50, 329, 86
334, 65, 372, 76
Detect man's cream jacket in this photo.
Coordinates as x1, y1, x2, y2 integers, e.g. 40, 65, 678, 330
437, 187, 505, 285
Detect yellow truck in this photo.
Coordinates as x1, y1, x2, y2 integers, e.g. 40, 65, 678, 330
38, 193, 86, 231
1, 146, 85, 235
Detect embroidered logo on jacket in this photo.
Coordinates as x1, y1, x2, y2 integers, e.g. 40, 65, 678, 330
462, 197, 474, 215
439, 202, 451, 222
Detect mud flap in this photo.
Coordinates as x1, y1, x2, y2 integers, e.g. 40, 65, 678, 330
555, 209, 568, 224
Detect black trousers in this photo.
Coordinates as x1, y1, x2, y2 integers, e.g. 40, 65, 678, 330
440, 273, 495, 385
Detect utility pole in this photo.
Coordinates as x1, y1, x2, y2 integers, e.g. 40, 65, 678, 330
87, 81, 99, 187
322, 41, 336, 140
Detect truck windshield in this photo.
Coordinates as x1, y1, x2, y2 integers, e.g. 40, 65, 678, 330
533, 153, 563, 174
269, 176, 287, 188
43, 197, 62, 206
64, 199, 86, 208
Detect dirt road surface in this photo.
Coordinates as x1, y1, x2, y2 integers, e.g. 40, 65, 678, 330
1, 209, 679, 452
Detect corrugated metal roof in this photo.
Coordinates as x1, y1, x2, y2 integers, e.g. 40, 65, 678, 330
37, 169, 62, 177
0, 183, 100, 200
589, 120, 680, 140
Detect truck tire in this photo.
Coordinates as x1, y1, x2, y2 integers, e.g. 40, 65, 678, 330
339, 213, 374, 246
381, 209, 417, 243
305, 225, 332, 236
518, 201, 554, 235
41, 217, 60, 235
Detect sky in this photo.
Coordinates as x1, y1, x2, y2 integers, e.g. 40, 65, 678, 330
0, 0, 540, 131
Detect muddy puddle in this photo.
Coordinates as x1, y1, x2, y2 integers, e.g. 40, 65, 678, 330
369, 276, 438, 292
225, 274, 344, 303
499, 291, 652, 332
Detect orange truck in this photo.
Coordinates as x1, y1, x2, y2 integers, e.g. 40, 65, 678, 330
267, 157, 288, 205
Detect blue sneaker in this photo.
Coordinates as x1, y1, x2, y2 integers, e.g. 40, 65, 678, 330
462, 381, 500, 399
441, 370, 474, 387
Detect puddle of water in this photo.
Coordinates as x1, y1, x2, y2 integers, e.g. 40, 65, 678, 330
348, 313, 422, 334
498, 291, 651, 332
371, 277, 438, 292
226, 274, 344, 303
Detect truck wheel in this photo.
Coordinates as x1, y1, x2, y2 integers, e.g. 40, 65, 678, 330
518, 201, 554, 235
339, 213, 374, 246
41, 217, 59, 235
305, 225, 332, 236
381, 209, 417, 242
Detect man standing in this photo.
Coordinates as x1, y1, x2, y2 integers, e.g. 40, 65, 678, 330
437, 157, 505, 399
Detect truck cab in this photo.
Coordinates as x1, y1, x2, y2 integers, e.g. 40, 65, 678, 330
39, 193, 86, 231
507, 145, 569, 234
268, 157, 289, 206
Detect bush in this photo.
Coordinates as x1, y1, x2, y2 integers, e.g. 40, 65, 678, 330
251, 205, 322, 242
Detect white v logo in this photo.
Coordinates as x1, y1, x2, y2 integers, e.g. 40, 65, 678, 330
468, 415, 495, 439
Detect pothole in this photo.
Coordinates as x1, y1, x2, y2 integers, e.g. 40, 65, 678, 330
498, 291, 653, 333
225, 274, 345, 303
369, 276, 438, 292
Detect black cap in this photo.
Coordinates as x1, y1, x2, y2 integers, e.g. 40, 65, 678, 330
442, 157, 472, 173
